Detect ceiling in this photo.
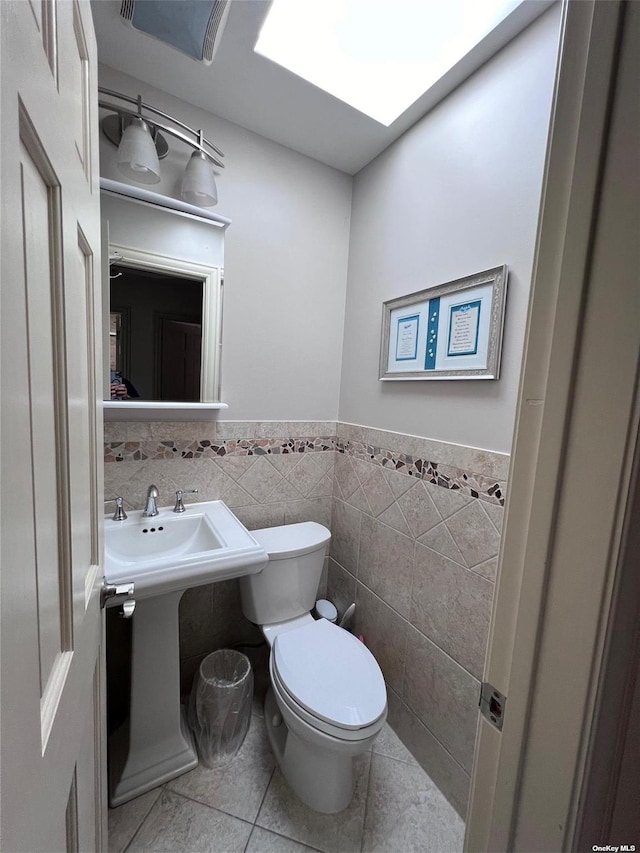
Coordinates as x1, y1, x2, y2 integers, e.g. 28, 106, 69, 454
91, 0, 553, 175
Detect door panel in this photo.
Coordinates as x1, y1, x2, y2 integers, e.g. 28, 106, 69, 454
20, 133, 69, 706
1, 1, 105, 850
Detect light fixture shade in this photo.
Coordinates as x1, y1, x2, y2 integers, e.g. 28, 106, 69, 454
117, 117, 161, 184
181, 151, 218, 207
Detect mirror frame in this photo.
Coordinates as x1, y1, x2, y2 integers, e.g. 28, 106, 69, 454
106, 243, 223, 404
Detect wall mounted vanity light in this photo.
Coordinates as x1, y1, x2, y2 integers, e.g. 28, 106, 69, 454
99, 87, 224, 206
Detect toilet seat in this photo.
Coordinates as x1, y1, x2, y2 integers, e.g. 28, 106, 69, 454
271, 618, 387, 736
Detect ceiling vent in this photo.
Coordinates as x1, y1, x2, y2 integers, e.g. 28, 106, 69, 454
120, 0, 230, 65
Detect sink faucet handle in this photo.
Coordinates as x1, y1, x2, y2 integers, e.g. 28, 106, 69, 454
104, 496, 128, 521
173, 488, 199, 513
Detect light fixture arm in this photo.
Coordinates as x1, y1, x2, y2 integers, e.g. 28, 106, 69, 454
98, 87, 225, 169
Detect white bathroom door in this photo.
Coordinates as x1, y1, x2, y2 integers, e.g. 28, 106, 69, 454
0, 2, 107, 851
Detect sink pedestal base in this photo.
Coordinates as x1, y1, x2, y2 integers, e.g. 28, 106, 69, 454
109, 591, 197, 807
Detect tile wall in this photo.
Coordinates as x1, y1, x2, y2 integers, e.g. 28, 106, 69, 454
104, 419, 509, 817
327, 423, 508, 817
104, 420, 337, 691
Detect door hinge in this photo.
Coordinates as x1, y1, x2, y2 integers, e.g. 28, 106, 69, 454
479, 682, 507, 731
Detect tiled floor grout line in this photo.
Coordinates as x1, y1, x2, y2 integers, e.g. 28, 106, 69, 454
359, 749, 376, 853
162, 786, 257, 834
122, 788, 163, 853
251, 764, 276, 829
242, 824, 256, 853
371, 748, 418, 768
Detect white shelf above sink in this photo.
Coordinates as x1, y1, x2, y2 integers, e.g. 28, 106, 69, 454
103, 401, 229, 421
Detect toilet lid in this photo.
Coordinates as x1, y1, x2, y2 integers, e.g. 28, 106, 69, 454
272, 618, 387, 729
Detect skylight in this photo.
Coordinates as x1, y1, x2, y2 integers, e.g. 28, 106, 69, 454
255, 0, 522, 126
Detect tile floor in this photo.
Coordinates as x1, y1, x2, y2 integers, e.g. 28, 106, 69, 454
108, 706, 464, 853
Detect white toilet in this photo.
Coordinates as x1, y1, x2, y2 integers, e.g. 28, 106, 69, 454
239, 521, 387, 814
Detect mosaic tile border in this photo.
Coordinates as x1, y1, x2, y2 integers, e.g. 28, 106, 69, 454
104, 430, 505, 506
104, 436, 337, 463
337, 438, 505, 506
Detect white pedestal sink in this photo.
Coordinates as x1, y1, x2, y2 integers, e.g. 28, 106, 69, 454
104, 501, 267, 807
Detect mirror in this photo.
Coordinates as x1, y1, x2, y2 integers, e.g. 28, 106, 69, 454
101, 188, 226, 406
110, 264, 205, 401
106, 244, 222, 403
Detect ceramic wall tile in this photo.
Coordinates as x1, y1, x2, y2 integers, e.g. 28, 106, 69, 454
339, 422, 510, 481
265, 479, 303, 504
232, 503, 287, 531
423, 480, 473, 520
217, 454, 257, 481
237, 457, 284, 502
333, 453, 361, 501
355, 583, 408, 695
180, 652, 208, 697
386, 687, 470, 818
214, 420, 336, 439
326, 559, 357, 622
395, 481, 443, 539
308, 469, 335, 498
376, 501, 412, 536
445, 500, 501, 571
482, 500, 504, 533
179, 584, 215, 660
360, 466, 397, 517
358, 515, 415, 619
317, 556, 329, 600
335, 422, 368, 444
329, 499, 361, 575
418, 522, 465, 566
401, 626, 480, 773
345, 485, 373, 515
287, 453, 331, 496
283, 497, 332, 528
411, 544, 493, 678
471, 555, 499, 583
210, 579, 262, 646
335, 436, 504, 506
220, 481, 255, 509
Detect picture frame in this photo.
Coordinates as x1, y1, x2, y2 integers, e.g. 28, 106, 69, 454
379, 265, 508, 381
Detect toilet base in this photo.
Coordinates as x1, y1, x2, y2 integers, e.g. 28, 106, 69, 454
264, 688, 357, 814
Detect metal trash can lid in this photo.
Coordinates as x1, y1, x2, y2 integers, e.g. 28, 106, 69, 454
314, 599, 338, 623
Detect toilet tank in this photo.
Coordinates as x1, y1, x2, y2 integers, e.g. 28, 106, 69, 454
239, 522, 331, 625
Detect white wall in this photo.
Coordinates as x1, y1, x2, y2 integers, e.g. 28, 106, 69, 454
338, 6, 561, 453
103, 194, 225, 267
99, 64, 352, 421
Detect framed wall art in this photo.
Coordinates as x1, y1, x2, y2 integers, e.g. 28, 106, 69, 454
379, 265, 508, 380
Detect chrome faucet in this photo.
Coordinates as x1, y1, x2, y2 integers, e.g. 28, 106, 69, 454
142, 484, 159, 517
173, 488, 198, 513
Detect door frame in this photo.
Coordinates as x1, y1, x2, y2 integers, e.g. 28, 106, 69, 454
465, 1, 639, 849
